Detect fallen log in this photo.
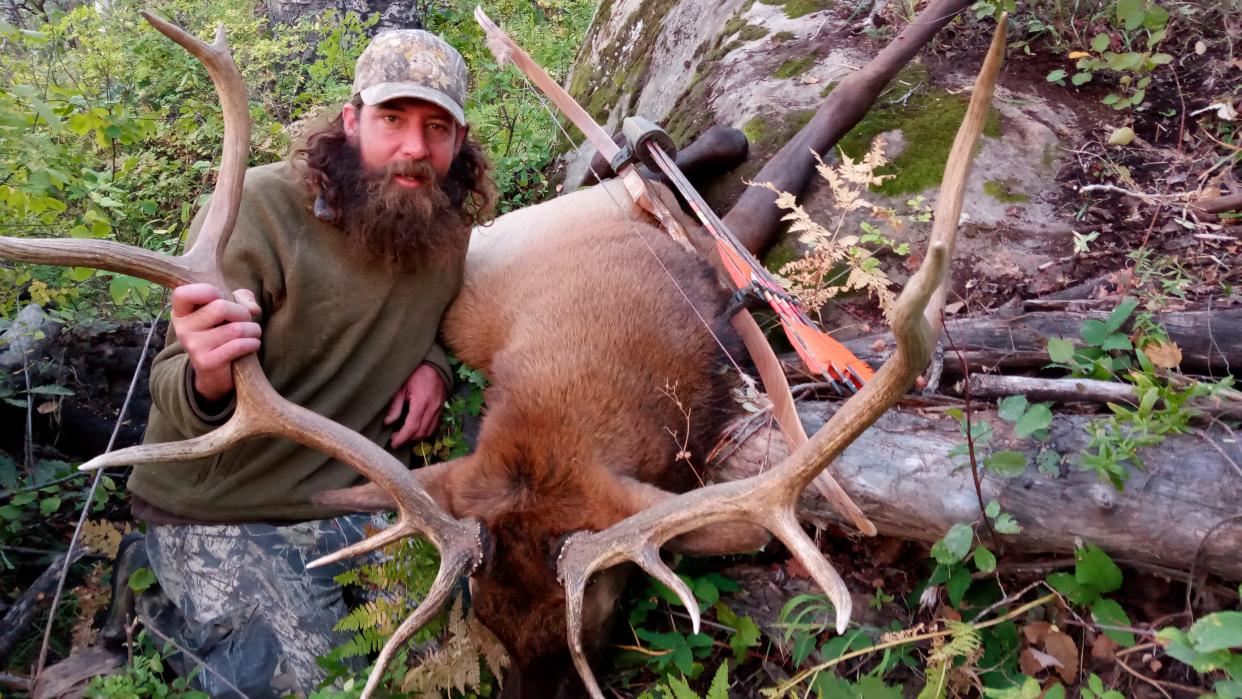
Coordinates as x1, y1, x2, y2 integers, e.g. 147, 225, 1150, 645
956, 374, 1242, 420
0, 548, 86, 661
821, 308, 1241, 378
719, 402, 1242, 580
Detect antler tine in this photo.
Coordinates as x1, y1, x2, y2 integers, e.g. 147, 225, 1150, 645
558, 21, 1007, 698
360, 547, 479, 699
138, 11, 248, 276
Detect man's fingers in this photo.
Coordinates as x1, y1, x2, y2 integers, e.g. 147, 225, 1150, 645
171, 283, 224, 318
232, 289, 261, 316
390, 404, 426, 448
184, 322, 262, 370
177, 298, 257, 334
199, 337, 262, 370
384, 390, 406, 426
417, 404, 442, 441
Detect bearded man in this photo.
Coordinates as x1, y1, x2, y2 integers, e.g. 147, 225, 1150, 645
124, 30, 495, 698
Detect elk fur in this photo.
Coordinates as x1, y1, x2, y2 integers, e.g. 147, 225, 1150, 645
317, 178, 770, 695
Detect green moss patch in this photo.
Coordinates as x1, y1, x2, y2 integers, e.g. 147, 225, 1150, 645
773, 31, 795, 43
983, 179, 1030, 203
762, 240, 799, 273
759, 0, 832, 18
836, 89, 1001, 196
774, 54, 817, 80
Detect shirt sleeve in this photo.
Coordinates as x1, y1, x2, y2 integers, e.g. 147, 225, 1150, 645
146, 181, 285, 438
420, 340, 454, 393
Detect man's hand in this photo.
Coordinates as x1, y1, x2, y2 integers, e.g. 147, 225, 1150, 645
385, 363, 447, 447
171, 283, 262, 402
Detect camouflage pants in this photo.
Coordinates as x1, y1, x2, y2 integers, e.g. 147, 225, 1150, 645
139, 514, 385, 699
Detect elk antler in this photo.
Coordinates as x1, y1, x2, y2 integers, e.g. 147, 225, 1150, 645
556, 18, 1009, 698
0, 15, 482, 699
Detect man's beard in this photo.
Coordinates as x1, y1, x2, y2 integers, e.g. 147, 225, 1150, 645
325, 139, 471, 272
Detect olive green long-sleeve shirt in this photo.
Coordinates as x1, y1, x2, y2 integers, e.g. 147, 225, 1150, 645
129, 161, 461, 522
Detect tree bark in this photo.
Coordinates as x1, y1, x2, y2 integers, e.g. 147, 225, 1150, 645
722, 0, 974, 253
718, 402, 1242, 580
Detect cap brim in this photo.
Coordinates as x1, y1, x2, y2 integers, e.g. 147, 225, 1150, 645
359, 83, 467, 126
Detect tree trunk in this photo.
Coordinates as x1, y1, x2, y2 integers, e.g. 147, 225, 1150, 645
718, 402, 1242, 580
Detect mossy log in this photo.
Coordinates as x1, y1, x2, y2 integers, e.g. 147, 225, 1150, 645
719, 402, 1242, 580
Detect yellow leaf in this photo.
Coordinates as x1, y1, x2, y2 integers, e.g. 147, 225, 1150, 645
1143, 340, 1182, 369
80, 520, 126, 558
1068, 50, 1092, 59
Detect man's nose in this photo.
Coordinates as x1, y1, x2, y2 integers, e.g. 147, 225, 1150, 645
398, 128, 429, 160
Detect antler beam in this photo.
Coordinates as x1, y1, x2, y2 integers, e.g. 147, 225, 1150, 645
556, 18, 1008, 698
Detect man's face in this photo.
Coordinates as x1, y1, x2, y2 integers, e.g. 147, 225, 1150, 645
341, 98, 465, 186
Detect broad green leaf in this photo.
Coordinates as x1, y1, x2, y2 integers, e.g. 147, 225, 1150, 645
1046, 572, 1098, 605
1076, 544, 1123, 594
128, 566, 157, 594
1037, 449, 1061, 476
39, 496, 61, 515
1071, 72, 1093, 86
1116, 0, 1146, 30
985, 500, 1001, 518
997, 395, 1029, 422
1046, 69, 1067, 83
974, 546, 997, 573
985, 450, 1027, 477
1109, 127, 1135, 145
1091, 598, 1136, 647
946, 566, 972, 607
1048, 338, 1075, 363
994, 513, 1021, 534
1187, 611, 1242, 653
1099, 334, 1133, 352
1104, 297, 1139, 333
1091, 33, 1111, 53
1142, 4, 1169, 30
944, 523, 974, 561
1015, 404, 1052, 438
1080, 319, 1111, 347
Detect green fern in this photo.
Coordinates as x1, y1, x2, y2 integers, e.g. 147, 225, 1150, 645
332, 535, 445, 659
917, 621, 982, 699
641, 662, 730, 699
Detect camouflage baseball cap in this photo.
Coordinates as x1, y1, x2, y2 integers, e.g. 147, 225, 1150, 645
352, 29, 469, 126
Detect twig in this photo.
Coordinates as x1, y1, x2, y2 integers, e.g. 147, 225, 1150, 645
941, 313, 999, 552
140, 619, 253, 699
1078, 184, 1186, 203
1185, 514, 1242, 620
1116, 656, 1204, 697
34, 302, 166, 679
0, 672, 31, 691
1115, 656, 1172, 698
0, 473, 87, 501
771, 593, 1057, 696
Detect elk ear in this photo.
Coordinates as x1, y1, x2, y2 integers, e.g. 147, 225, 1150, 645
314, 456, 472, 515
608, 475, 771, 556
